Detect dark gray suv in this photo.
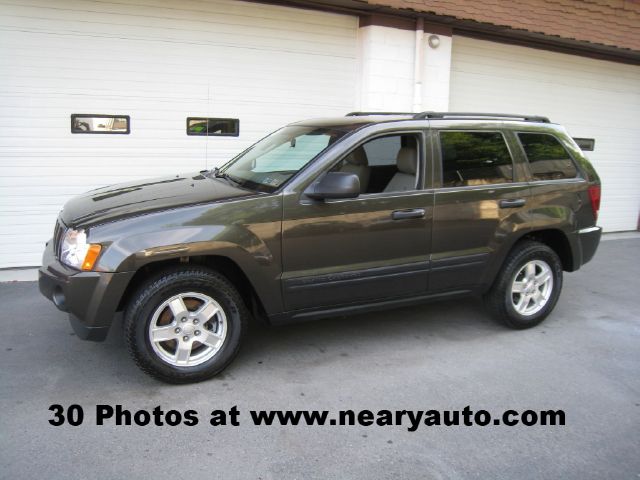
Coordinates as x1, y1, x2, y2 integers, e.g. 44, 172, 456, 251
39, 112, 602, 383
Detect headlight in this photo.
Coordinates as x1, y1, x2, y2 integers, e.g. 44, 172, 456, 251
60, 228, 102, 271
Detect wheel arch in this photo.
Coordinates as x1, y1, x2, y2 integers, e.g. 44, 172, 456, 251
482, 227, 576, 293
116, 255, 268, 323
520, 229, 575, 272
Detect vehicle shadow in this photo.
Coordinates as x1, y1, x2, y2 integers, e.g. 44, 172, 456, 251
80, 293, 506, 385
231, 297, 506, 376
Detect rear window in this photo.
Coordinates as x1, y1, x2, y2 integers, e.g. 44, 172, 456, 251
518, 133, 578, 180
439, 131, 514, 187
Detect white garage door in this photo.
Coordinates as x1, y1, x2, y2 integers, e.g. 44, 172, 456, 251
0, 0, 358, 268
450, 36, 640, 232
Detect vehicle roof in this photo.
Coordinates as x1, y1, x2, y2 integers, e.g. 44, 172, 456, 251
292, 115, 412, 128
291, 112, 555, 130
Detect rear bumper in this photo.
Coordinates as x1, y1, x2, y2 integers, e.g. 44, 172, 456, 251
38, 240, 134, 342
577, 226, 602, 266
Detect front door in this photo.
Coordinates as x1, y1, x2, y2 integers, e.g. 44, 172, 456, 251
281, 131, 433, 312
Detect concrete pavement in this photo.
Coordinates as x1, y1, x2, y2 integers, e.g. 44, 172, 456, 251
0, 238, 639, 479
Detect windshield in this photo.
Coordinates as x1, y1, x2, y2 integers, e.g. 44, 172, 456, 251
219, 125, 353, 193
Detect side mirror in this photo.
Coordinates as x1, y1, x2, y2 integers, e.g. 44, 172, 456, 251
306, 172, 360, 201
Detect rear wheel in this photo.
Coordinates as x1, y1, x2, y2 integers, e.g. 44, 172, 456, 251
484, 240, 563, 329
124, 266, 248, 383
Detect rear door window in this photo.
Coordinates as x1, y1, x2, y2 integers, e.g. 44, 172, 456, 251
518, 133, 578, 180
439, 131, 514, 187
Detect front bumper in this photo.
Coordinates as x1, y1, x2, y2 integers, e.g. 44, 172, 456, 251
38, 240, 134, 342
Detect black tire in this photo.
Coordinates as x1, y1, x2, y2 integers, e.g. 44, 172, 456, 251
484, 240, 563, 329
124, 266, 248, 384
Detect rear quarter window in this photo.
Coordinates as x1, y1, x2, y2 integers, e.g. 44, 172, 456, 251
518, 133, 578, 181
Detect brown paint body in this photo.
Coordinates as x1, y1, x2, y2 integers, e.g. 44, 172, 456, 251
39, 116, 602, 340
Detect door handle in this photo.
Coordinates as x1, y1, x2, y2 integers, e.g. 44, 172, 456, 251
499, 198, 526, 209
392, 208, 425, 220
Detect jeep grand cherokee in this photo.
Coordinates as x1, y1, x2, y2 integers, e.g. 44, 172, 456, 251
39, 112, 602, 383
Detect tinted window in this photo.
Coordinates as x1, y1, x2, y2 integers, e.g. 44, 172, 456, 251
518, 133, 577, 180
187, 117, 239, 136
439, 131, 513, 187
573, 137, 595, 152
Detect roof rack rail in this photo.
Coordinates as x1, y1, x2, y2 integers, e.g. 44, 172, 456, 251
346, 112, 413, 116
412, 111, 550, 123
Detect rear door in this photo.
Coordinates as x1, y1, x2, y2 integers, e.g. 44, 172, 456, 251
429, 128, 530, 292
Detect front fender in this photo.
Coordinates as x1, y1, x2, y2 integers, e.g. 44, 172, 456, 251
88, 195, 284, 314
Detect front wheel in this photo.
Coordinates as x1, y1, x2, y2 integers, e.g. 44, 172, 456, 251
484, 240, 563, 329
124, 266, 248, 384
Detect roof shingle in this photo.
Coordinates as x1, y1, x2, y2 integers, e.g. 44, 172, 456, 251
363, 0, 640, 51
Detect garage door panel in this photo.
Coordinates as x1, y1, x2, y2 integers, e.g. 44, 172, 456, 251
0, 253, 48, 269
1, 5, 355, 39
4, 64, 355, 89
451, 36, 640, 232
0, 216, 63, 230
0, 0, 358, 267
2, 164, 204, 177
451, 42, 640, 82
4, 29, 357, 60
9, 0, 356, 32
0, 12, 355, 57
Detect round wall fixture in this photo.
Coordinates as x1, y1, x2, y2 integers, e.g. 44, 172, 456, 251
428, 34, 441, 49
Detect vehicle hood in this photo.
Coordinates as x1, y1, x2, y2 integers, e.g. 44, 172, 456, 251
60, 172, 254, 227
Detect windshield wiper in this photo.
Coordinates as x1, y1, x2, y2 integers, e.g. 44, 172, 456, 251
213, 167, 228, 180
213, 168, 244, 188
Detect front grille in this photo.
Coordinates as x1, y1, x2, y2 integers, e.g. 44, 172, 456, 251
52, 218, 66, 259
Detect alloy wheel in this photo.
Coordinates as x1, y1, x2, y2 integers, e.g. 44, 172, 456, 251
510, 260, 554, 316
148, 292, 227, 367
